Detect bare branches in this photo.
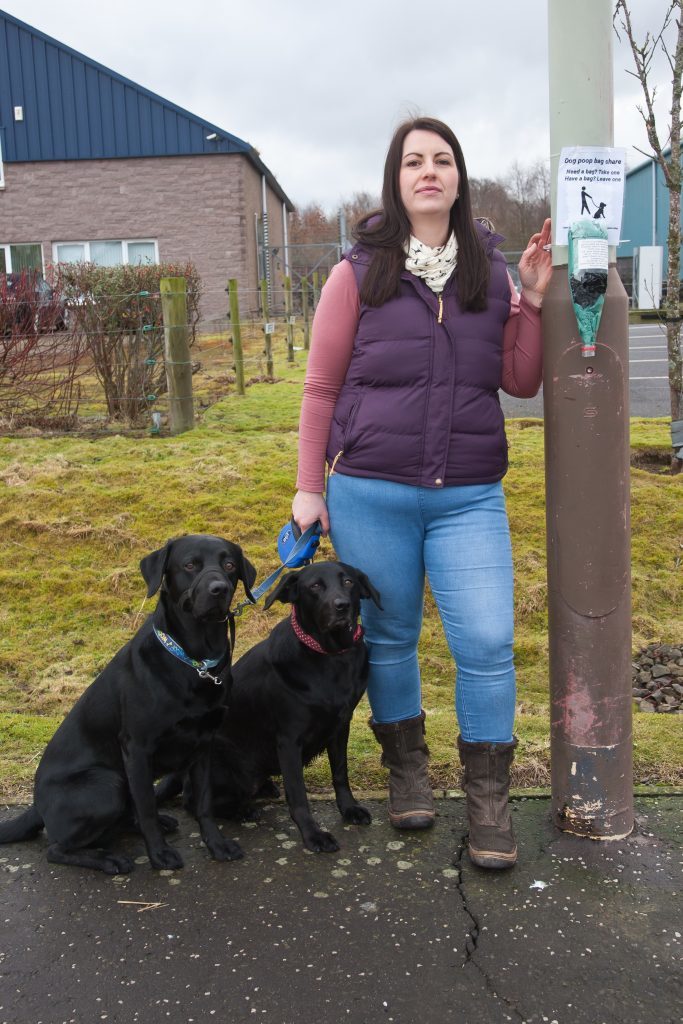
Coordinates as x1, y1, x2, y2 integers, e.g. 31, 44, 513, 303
615, 0, 683, 465
614, 0, 683, 185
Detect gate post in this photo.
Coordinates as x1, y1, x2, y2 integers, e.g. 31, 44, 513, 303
160, 277, 194, 435
284, 276, 295, 363
228, 279, 245, 397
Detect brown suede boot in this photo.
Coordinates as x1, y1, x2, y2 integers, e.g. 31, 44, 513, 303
370, 712, 435, 829
457, 736, 518, 869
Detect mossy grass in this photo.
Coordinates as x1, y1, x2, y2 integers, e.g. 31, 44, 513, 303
0, 332, 681, 801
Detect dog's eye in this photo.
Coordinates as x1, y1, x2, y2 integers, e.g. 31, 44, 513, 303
223, 561, 235, 572
309, 582, 322, 591
184, 561, 196, 571
343, 578, 354, 587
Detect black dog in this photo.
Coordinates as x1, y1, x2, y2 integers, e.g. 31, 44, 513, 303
0, 535, 256, 874
198, 561, 381, 853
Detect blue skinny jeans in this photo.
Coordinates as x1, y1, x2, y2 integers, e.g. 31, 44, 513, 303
326, 473, 516, 743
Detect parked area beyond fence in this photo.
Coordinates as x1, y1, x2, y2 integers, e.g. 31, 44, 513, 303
0, 272, 317, 435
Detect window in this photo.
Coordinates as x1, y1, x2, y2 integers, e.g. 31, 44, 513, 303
0, 134, 4, 189
127, 241, 156, 265
0, 243, 44, 274
90, 241, 123, 267
52, 239, 158, 266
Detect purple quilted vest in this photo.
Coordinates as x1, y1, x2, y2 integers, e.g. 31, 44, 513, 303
326, 226, 512, 488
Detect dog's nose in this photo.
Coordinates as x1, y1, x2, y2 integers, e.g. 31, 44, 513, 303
334, 596, 351, 612
208, 580, 229, 597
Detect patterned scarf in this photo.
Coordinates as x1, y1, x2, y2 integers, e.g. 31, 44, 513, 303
404, 232, 458, 294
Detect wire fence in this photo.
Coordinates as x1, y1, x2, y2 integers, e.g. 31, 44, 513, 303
0, 276, 317, 435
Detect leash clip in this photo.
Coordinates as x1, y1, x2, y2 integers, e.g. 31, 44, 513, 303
197, 667, 222, 686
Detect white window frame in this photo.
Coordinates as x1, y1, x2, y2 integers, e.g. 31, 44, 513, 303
51, 239, 159, 266
0, 242, 45, 274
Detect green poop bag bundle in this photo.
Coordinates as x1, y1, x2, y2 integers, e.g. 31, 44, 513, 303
567, 220, 608, 357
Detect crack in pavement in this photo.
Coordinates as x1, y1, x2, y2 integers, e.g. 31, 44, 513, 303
453, 829, 479, 961
453, 827, 527, 1023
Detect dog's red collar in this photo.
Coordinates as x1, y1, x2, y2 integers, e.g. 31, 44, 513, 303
290, 607, 363, 655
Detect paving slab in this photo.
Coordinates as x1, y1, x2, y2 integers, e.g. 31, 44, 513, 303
0, 796, 681, 1024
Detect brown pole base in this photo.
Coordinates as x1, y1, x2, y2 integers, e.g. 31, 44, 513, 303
542, 265, 634, 840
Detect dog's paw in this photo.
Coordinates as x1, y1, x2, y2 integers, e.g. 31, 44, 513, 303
149, 845, 184, 871
158, 813, 179, 833
342, 804, 372, 826
103, 853, 135, 876
209, 837, 244, 862
303, 829, 340, 854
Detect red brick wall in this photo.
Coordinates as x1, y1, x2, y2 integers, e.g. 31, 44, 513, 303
0, 152, 289, 320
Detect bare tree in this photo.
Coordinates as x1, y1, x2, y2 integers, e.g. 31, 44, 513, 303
470, 178, 514, 239
504, 160, 551, 250
289, 203, 336, 246
615, 0, 683, 472
339, 191, 381, 231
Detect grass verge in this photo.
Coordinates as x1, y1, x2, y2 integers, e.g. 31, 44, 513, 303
0, 334, 681, 801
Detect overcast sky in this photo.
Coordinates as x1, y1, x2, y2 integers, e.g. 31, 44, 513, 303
1, 0, 676, 210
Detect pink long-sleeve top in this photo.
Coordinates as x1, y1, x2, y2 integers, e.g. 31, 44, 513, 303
297, 259, 543, 493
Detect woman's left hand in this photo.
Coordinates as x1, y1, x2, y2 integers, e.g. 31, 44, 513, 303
518, 218, 552, 305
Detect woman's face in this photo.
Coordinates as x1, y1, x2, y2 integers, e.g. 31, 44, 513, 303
398, 129, 459, 228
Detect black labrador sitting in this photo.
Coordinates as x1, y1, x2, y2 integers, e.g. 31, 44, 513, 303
162, 561, 382, 853
0, 535, 256, 875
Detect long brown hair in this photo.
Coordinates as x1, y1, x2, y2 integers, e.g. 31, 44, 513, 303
355, 117, 490, 311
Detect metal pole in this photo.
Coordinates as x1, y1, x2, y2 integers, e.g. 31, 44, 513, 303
301, 277, 310, 351
545, 0, 633, 839
282, 201, 290, 278
339, 210, 348, 253
261, 175, 272, 303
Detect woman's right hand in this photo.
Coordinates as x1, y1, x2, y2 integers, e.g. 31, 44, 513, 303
292, 490, 330, 536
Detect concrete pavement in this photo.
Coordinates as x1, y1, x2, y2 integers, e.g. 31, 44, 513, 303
1, 795, 681, 1024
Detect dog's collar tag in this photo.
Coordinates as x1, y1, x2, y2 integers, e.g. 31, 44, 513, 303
289, 607, 364, 655
153, 626, 225, 685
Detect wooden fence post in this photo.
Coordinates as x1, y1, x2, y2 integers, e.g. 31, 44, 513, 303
260, 278, 274, 378
301, 277, 310, 350
160, 276, 194, 434
228, 279, 245, 396
312, 271, 320, 309
284, 275, 295, 362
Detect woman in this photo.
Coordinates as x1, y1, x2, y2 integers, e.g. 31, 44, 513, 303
292, 116, 552, 869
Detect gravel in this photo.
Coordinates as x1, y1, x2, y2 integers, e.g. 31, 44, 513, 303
632, 643, 683, 714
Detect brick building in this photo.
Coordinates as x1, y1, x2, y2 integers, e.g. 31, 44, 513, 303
0, 10, 294, 318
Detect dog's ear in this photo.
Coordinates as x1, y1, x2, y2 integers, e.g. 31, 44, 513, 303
264, 570, 300, 610
140, 540, 173, 598
236, 548, 257, 604
350, 567, 383, 609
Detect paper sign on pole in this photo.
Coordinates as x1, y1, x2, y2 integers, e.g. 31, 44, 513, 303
555, 147, 626, 246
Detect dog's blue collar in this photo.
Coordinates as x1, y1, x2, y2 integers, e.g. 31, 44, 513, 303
153, 626, 225, 686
